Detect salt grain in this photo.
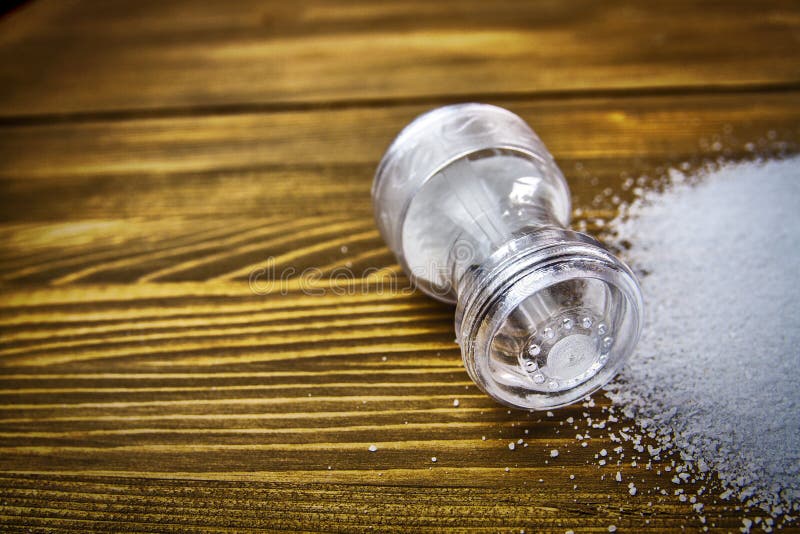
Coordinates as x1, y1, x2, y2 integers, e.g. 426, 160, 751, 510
607, 158, 800, 517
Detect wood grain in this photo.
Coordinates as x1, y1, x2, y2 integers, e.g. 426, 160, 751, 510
1, 0, 799, 532
1, 0, 799, 117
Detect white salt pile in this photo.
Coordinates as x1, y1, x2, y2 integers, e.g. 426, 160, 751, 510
606, 157, 800, 518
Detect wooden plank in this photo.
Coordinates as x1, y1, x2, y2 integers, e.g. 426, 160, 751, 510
1, 90, 797, 218
0, 90, 799, 531
0, 0, 799, 116
0, 91, 797, 285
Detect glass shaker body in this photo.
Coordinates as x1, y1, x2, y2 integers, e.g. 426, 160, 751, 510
373, 104, 643, 410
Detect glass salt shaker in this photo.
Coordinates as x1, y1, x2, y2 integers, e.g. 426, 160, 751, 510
372, 103, 643, 410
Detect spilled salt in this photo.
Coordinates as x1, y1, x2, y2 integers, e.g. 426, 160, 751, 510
607, 157, 800, 515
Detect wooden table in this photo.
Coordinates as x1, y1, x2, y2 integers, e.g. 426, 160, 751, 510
0, 1, 798, 532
